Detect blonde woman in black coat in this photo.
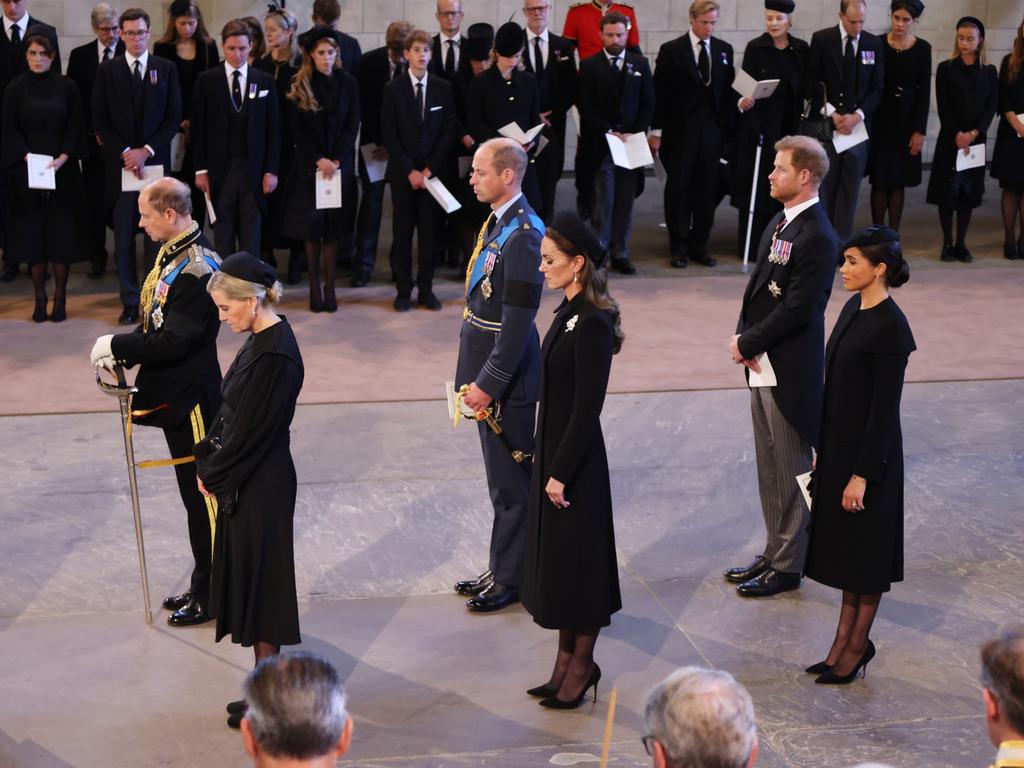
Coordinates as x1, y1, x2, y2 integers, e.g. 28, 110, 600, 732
521, 211, 623, 710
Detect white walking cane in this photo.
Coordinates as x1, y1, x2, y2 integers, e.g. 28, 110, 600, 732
742, 132, 764, 274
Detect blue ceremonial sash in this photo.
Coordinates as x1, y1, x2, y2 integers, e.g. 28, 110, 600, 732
466, 214, 545, 298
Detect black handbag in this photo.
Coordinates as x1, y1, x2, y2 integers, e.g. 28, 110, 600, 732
799, 81, 834, 143
194, 419, 238, 516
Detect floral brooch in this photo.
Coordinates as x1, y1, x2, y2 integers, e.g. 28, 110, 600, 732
565, 314, 579, 332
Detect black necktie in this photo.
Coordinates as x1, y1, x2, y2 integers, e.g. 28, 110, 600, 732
445, 39, 455, 76
843, 36, 856, 108
103, 46, 112, 62
232, 70, 242, 111
133, 60, 142, 83
415, 81, 424, 121
10, 25, 20, 45
610, 55, 620, 71
533, 36, 544, 72
391, 62, 402, 80
698, 40, 710, 85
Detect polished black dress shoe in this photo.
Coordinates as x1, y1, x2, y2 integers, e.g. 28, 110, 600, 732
394, 295, 412, 312
167, 598, 212, 626
455, 570, 494, 596
226, 699, 248, 715
815, 639, 875, 685
723, 555, 769, 584
1004, 242, 1020, 260
690, 252, 717, 267
162, 591, 192, 611
418, 292, 442, 311
466, 582, 519, 612
804, 660, 832, 675
940, 244, 956, 262
610, 258, 636, 275
119, 305, 139, 325
955, 244, 973, 263
539, 664, 601, 709
527, 682, 559, 698
227, 712, 243, 729
736, 568, 800, 597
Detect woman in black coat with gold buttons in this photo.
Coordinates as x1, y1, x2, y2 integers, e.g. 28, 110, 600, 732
803, 225, 915, 685
521, 211, 622, 710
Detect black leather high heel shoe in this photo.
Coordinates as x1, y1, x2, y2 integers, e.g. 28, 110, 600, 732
539, 664, 601, 709
32, 297, 48, 323
815, 639, 875, 685
804, 661, 832, 675
526, 683, 559, 698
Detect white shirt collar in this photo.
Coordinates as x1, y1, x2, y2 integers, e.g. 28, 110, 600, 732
225, 61, 248, 79
688, 29, 710, 51
782, 196, 820, 227
125, 50, 149, 70
839, 24, 859, 45
5, 15, 28, 36
97, 38, 114, 60
409, 69, 427, 87
604, 48, 623, 64
441, 33, 460, 45
529, 28, 548, 43
494, 192, 523, 222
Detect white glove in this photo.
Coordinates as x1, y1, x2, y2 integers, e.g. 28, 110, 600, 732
90, 335, 115, 369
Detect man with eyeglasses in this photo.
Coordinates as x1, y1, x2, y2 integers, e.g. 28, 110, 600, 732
0, 0, 61, 283
93, 7, 182, 324
430, 0, 467, 81
521, 1, 576, 223
68, 4, 125, 280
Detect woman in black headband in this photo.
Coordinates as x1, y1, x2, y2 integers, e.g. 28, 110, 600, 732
803, 225, 915, 685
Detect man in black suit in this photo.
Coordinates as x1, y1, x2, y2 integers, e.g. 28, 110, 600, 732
521, 0, 576, 223
353, 20, 411, 287
92, 8, 181, 324
805, 0, 884, 243
430, 0, 468, 81
0, 0, 61, 282
727, 135, 837, 597
381, 29, 456, 312
649, 0, 735, 268
578, 12, 653, 275
67, 3, 125, 280
191, 19, 280, 264
298, 0, 362, 79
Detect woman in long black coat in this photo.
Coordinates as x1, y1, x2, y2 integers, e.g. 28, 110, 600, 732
991, 19, 1024, 260
521, 211, 622, 710
732, 2, 806, 264
925, 17, 997, 263
869, 0, 931, 230
280, 29, 360, 312
196, 253, 304, 730
1, 28, 87, 322
804, 225, 915, 685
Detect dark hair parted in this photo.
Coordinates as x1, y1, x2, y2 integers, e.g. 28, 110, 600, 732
600, 11, 629, 31
850, 239, 910, 288
119, 8, 151, 29
156, 0, 213, 46
890, 1, 923, 19
544, 227, 625, 354
242, 16, 267, 59
24, 31, 56, 57
981, 627, 1024, 737
221, 18, 251, 44
312, 0, 341, 26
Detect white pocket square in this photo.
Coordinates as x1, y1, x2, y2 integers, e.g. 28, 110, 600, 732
258, 90, 269, 97
429, 105, 443, 111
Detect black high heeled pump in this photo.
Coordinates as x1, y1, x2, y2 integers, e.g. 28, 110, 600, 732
539, 664, 601, 709
815, 639, 875, 685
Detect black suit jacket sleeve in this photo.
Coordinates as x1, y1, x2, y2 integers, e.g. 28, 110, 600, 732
859, 35, 884, 118
188, 71, 212, 170
910, 42, 931, 135
466, 75, 497, 143
262, 75, 282, 176
380, 82, 411, 177
854, 343, 909, 481
634, 58, 655, 132
91, 61, 128, 150
146, 60, 182, 151
577, 58, 612, 136
427, 82, 456, 175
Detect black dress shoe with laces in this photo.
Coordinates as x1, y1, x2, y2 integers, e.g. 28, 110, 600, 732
167, 597, 213, 626
418, 292, 442, 311
466, 582, 519, 612
162, 591, 192, 611
736, 568, 800, 597
454, 569, 494, 596
723, 555, 769, 584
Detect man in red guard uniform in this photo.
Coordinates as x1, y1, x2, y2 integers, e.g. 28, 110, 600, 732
562, 0, 639, 59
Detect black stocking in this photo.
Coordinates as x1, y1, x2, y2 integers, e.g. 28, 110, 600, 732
253, 641, 279, 667
556, 628, 599, 703
52, 262, 68, 303
938, 206, 954, 246
321, 241, 337, 292
955, 207, 972, 248
304, 241, 322, 310
1001, 190, 1023, 245
542, 629, 576, 691
29, 262, 47, 301
832, 593, 881, 676
887, 188, 905, 230
870, 187, 889, 226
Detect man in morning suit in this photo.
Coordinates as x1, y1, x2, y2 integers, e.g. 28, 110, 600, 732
521, 0, 577, 223
649, 0, 735, 268
0, 0, 61, 283
805, 0, 884, 243
67, 3, 124, 280
381, 29, 456, 312
727, 135, 837, 597
90, 178, 221, 627
92, 8, 181, 324
455, 138, 544, 612
352, 21, 412, 287
577, 12, 653, 275
191, 19, 280, 264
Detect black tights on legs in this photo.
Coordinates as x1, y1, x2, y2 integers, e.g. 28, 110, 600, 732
545, 627, 601, 703
824, 591, 881, 675
29, 262, 47, 301
253, 641, 279, 667
938, 205, 972, 247
304, 241, 322, 310
1001, 190, 1024, 246
870, 186, 906, 230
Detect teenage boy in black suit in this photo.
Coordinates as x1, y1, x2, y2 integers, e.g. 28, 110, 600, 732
191, 19, 280, 264
92, 8, 181, 324
649, 0, 736, 268
577, 12, 653, 275
381, 29, 456, 312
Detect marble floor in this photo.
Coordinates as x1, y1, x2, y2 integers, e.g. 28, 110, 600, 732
1, 379, 1022, 768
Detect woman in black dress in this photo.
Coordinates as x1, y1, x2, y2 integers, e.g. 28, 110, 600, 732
925, 17, 997, 263
1, 28, 87, 322
991, 18, 1024, 260
869, 0, 931, 230
804, 225, 915, 685
197, 252, 304, 730
467, 22, 542, 213
732, 0, 807, 264
521, 211, 623, 710
153, 0, 219, 230
281, 29, 360, 312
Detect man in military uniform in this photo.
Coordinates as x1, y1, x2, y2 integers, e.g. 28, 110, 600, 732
90, 177, 222, 627
454, 138, 544, 612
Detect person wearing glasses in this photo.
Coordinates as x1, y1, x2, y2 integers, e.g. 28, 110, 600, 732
92, 7, 182, 325
67, 3, 124, 280
430, 0, 468, 81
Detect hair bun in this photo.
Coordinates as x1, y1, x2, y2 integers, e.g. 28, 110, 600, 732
889, 259, 910, 288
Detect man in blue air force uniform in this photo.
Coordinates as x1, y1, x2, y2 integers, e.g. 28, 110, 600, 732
454, 138, 545, 612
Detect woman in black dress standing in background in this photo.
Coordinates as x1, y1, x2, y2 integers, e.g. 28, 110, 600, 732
197, 252, 304, 730
1, 28, 86, 322
804, 225, 915, 685
991, 17, 1024, 260
154, 0, 219, 231
521, 211, 623, 710
732, 0, 806, 264
281, 29, 360, 312
925, 17, 997, 263
869, 0, 931, 231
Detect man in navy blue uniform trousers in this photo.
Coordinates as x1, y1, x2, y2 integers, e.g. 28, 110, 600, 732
454, 138, 544, 612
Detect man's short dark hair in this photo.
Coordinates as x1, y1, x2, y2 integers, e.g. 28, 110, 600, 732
981, 627, 1024, 736
600, 11, 628, 31
312, 0, 341, 26
222, 19, 252, 44
244, 652, 348, 761
119, 8, 150, 29
404, 29, 432, 51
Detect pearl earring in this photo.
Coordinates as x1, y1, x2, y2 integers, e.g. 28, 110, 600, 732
573, 272, 579, 283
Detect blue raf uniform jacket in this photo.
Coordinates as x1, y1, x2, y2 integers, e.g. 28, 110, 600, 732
455, 195, 545, 404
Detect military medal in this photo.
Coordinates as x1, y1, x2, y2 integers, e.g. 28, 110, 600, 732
483, 252, 497, 275
768, 280, 781, 299
249, 82, 258, 100
151, 306, 164, 328
481, 276, 493, 299
769, 239, 792, 265
149, 69, 158, 85
861, 50, 875, 65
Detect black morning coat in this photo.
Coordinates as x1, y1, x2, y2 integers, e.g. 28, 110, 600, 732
92, 54, 181, 212
189, 65, 281, 210
381, 71, 456, 185
736, 202, 837, 447
577, 49, 654, 163
521, 29, 577, 137
358, 46, 393, 149
67, 38, 126, 138
805, 25, 884, 128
